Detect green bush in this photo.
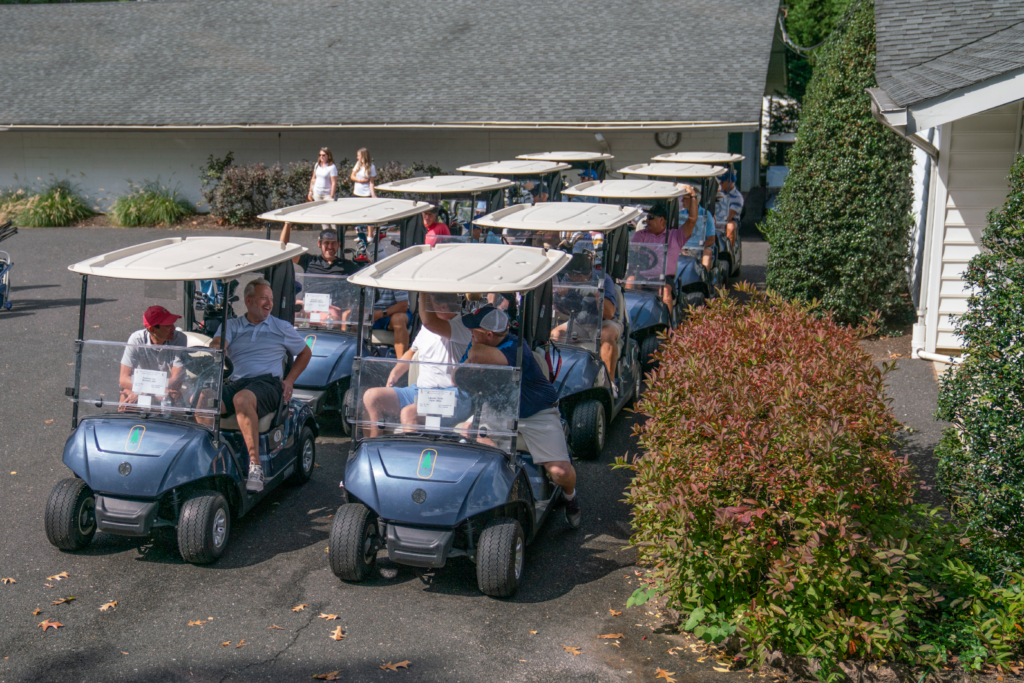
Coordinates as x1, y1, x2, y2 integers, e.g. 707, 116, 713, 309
0, 178, 94, 227
761, 0, 914, 328
936, 154, 1024, 580
109, 180, 194, 227
617, 286, 1024, 681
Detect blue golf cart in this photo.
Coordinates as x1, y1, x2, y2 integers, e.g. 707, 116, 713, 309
516, 151, 615, 183
330, 242, 573, 597
377, 175, 513, 239
47, 237, 318, 564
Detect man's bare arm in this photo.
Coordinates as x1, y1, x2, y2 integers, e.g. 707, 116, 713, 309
418, 293, 453, 339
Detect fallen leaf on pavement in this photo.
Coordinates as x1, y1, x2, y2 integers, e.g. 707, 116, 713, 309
562, 645, 582, 656
38, 619, 62, 631
48, 572, 69, 581
697, 656, 708, 662
655, 669, 677, 682
668, 647, 683, 656
45, 420, 55, 424
2, 578, 15, 585
236, 639, 247, 649
51, 596, 76, 605
99, 601, 117, 611
714, 666, 732, 673
32, 608, 42, 616
292, 604, 308, 612
121, 651, 128, 655
43, 583, 54, 588
609, 609, 622, 616
187, 620, 205, 626
313, 672, 342, 681
329, 626, 345, 641
319, 613, 340, 620
598, 633, 624, 639
529, 630, 538, 634
380, 661, 411, 671
267, 624, 284, 630
221, 642, 231, 647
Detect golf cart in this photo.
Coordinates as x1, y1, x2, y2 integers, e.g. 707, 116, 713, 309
48, 237, 319, 564
256, 198, 434, 430
617, 162, 732, 291
330, 242, 572, 597
650, 152, 745, 283
562, 179, 704, 365
376, 175, 513, 241
457, 160, 571, 206
475, 202, 642, 459
516, 151, 614, 183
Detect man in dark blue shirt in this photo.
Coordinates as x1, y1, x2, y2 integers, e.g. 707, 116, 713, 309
461, 305, 581, 529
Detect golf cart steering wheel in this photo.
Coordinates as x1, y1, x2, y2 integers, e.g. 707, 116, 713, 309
188, 356, 233, 411
633, 245, 659, 271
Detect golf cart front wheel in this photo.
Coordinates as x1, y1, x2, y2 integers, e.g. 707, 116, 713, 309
290, 426, 316, 484
639, 335, 660, 370
685, 291, 706, 309
329, 503, 378, 581
570, 399, 605, 461
45, 478, 96, 551
177, 491, 230, 564
476, 518, 525, 598
340, 387, 355, 437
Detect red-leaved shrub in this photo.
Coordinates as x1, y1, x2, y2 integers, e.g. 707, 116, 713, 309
618, 285, 1024, 679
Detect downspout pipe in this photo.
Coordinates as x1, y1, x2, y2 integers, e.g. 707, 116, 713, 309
866, 88, 939, 160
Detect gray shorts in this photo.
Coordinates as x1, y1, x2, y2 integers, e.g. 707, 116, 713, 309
517, 407, 570, 464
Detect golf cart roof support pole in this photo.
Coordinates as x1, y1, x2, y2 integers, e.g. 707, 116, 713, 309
183, 281, 195, 332
356, 287, 366, 358
213, 278, 229, 446
71, 274, 88, 430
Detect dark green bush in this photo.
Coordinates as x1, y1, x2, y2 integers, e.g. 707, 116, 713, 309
109, 180, 194, 227
936, 154, 1024, 580
0, 178, 95, 227
617, 285, 1024, 681
761, 0, 914, 328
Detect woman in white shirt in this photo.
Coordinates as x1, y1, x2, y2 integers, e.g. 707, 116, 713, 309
350, 148, 377, 254
308, 147, 338, 201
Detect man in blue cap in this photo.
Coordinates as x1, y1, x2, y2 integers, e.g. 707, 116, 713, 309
460, 304, 581, 529
715, 170, 744, 250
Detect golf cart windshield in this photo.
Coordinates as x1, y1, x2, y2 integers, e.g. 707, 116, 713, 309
552, 275, 604, 350
69, 340, 223, 422
295, 273, 370, 331
625, 243, 668, 286
352, 358, 521, 452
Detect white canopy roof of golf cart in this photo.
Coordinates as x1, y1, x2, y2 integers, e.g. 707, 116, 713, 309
349, 243, 571, 294
456, 160, 572, 176
376, 175, 513, 194
562, 179, 687, 200
651, 152, 744, 164
618, 163, 728, 179
68, 237, 307, 281
516, 151, 614, 163
475, 202, 641, 233
257, 197, 431, 225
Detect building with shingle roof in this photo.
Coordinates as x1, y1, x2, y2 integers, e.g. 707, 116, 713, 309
868, 0, 1024, 357
0, 0, 785, 207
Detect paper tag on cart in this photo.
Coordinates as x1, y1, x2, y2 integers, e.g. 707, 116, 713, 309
304, 292, 331, 313
416, 389, 456, 417
131, 369, 167, 396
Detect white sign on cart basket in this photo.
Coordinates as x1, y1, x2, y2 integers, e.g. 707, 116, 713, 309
416, 389, 457, 418
304, 293, 331, 312
131, 369, 168, 396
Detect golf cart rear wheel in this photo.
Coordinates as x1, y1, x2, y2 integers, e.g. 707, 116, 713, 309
290, 426, 316, 484
685, 291, 706, 309
177, 491, 230, 565
639, 335, 660, 370
340, 387, 355, 437
476, 518, 525, 598
570, 399, 605, 461
329, 503, 378, 581
45, 478, 96, 551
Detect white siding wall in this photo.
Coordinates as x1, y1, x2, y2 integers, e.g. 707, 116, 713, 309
925, 103, 1022, 352
0, 128, 730, 212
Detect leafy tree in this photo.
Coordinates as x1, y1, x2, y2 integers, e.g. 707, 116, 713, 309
936, 154, 1024, 580
762, 0, 914, 328
782, 0, 855, 102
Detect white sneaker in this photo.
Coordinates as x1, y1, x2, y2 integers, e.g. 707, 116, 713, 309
246, 464, 264, 493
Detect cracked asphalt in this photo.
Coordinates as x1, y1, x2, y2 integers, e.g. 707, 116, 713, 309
0, 227, 941, 682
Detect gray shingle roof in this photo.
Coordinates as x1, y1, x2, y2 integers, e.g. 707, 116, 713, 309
0, 0, 779, 127
875, 0, 1024, 108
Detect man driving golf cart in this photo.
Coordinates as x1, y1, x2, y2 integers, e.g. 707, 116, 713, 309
715, 170, 743, 250
628, 201, 690, 309
119, 305, 189, 407
279, 224, 359, 275
207, 278, 312, 493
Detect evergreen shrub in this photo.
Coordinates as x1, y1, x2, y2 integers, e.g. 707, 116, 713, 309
761, 0, 914, 328
109, 180, 194, 227
936, 155, 1024, 579
618, 286, 1024, 680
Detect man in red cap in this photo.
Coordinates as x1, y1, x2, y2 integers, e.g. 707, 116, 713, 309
118, 306, 189, 406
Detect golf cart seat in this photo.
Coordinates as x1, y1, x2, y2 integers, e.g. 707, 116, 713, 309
371, 330, 395, 345
220, 354, 293, 434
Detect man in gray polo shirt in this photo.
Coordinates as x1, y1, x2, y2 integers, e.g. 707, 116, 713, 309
209, 278, 312, 492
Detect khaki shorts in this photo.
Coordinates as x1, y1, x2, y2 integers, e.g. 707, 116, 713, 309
517, 407, 570, 464
603, 319, 623, 339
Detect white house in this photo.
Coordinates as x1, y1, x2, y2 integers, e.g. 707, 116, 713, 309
868, 0, 1024, 358
0, 0, 786, 210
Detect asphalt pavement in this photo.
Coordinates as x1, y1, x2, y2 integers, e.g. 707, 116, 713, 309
0, 229, 943, 683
